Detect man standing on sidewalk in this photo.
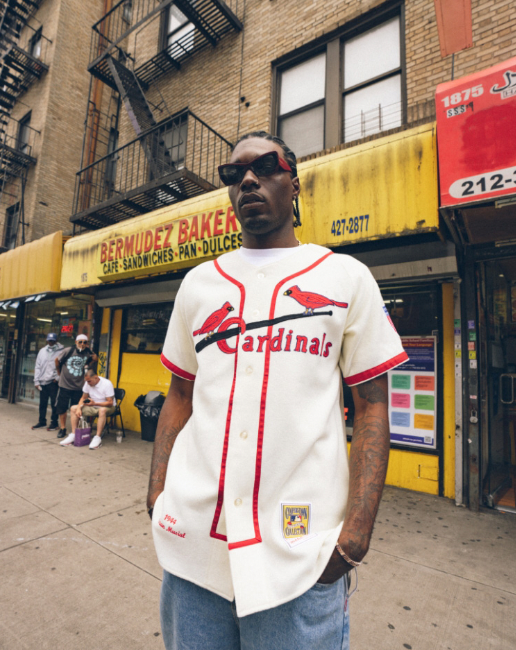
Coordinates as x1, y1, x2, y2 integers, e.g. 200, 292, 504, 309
147, 132, 408, 649
54, 334, 97, 439
32, 333, 63, 431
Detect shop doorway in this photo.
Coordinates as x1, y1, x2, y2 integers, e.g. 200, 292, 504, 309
478, 260, 516, 512
0, 308, 18, 399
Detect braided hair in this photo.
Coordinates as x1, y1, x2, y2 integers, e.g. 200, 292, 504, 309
233, 131, 301, 228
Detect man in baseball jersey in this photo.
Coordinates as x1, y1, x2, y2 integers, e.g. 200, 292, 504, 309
147, 131, 408, 649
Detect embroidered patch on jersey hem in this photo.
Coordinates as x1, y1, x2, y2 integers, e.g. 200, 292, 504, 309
281, 503, 316, 548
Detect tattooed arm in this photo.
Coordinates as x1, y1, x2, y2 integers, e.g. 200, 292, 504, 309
146, 374, 194, 515
318, 373, 389, 583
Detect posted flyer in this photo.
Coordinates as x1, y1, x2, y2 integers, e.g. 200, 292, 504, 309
388, 336, 437, 449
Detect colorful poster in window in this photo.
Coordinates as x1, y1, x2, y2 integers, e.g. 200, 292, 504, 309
388, 336, 437, 449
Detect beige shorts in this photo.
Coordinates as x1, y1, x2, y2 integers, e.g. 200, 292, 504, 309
82, 405, 116, 418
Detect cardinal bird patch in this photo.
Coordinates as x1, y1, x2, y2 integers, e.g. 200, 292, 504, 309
193, 301, 234, 337
283, 286, 348, 315
281, 503, 316, 549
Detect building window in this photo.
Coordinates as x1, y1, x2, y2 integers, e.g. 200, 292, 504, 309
121, 303, 173, 354
343, 16, 402, 142
165, 4, 194, 53
29, 27, 42, 59
274, 7, 404, 156
278, 53, 326, 159
4, 203, 20, 250
17, 113, 31, 155
122, 0, 132, 24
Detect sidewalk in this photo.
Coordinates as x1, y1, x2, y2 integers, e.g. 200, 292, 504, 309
1, 399, 515, 650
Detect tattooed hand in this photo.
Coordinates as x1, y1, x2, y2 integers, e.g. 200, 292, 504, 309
318, 374, 390, 583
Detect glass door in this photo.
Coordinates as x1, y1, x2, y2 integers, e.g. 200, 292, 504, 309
480, 261, 516, 511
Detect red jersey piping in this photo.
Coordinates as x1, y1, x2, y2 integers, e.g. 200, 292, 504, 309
344, 351, 409, 386
209, 259, 246, 542
226, 251, 334, 550
160, 354, 196, 381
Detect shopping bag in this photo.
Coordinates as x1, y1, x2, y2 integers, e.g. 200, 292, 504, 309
74, 416, 92, 447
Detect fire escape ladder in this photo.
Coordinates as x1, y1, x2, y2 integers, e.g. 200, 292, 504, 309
105, 55, 176, 178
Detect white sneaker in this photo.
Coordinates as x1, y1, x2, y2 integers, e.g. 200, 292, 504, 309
89, 435, 102, 450
60, 433, 75, 446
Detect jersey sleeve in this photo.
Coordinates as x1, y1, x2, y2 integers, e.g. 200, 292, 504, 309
339, 264, 408, 386
161, 277, 197, 381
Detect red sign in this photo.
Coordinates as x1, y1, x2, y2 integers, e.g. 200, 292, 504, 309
61, 325, 74, 334
436, 56, 516, 207
433, 0, 473, 58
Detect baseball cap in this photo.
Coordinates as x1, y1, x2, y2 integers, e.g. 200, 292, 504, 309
47, 333, 58, 342
76, 334, 89, 342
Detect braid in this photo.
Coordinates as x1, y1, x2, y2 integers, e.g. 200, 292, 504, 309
233, 131, 301, 227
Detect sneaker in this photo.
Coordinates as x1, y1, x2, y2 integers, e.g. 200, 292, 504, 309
60, 433, 75, 446
89, 435, 102, 450
47, 424, 59, 431
57, 428, 67, 439
32, 422, 47, 430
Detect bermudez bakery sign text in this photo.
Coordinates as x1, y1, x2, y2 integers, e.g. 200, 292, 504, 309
97, 206, 242, 281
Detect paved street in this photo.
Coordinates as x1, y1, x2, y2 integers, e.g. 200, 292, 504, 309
1, 399, 515, 650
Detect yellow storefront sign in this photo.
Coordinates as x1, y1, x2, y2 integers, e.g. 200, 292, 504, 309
61, 123, 438, 291
97, 203, 241, 281
300, 123, 438, 247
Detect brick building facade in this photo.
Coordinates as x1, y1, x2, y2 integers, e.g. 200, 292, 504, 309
69, 0, 516, 233
0, 0, 104, 250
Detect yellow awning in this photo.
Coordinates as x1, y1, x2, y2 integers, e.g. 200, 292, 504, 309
0, 231, 63, 300
61, 123, 438, 291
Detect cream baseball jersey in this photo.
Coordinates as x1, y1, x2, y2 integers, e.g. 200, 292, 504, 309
153, 243, 407, 617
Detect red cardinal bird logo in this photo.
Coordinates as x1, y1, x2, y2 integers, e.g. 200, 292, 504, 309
193, 302, 234, 337
283, 286, 348, 315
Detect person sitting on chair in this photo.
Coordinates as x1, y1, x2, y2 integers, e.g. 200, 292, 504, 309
60, 369, 116, 450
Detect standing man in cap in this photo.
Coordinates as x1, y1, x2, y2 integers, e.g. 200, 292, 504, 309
54, 333, 97, 439
32, 333, 63, 431
147, 132, 408, 649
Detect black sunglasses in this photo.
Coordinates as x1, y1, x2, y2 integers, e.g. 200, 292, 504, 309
218, 151, 292, 186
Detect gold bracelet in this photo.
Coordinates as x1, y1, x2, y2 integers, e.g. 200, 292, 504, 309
335, 542, 362, 567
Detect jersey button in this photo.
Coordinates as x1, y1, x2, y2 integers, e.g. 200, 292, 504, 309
234, 498, 242, 507
245, 366, 253, 375
240, 430, 248, 440
257, 272, 265, 279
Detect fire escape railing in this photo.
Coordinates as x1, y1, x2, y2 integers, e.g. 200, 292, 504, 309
0, 114, 39, 172
71, 108, 232, 230
88, 0, 242, 89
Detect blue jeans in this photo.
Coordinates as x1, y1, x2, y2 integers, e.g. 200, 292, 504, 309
160, 571, 350, 650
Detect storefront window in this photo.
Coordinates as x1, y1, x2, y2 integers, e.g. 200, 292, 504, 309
121, 304, 173, 354
17, 295, 94, 404
345, 285, 441, 443
0, 305, 18, 399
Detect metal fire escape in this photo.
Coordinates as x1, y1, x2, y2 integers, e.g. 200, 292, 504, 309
71, 0, 243, 230
0, 0, 48, 249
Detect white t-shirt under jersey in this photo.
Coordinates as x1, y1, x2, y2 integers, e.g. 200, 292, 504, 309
154, 243, 407, 617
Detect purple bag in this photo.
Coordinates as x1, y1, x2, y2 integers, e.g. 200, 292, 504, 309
74, 417, 91, 447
